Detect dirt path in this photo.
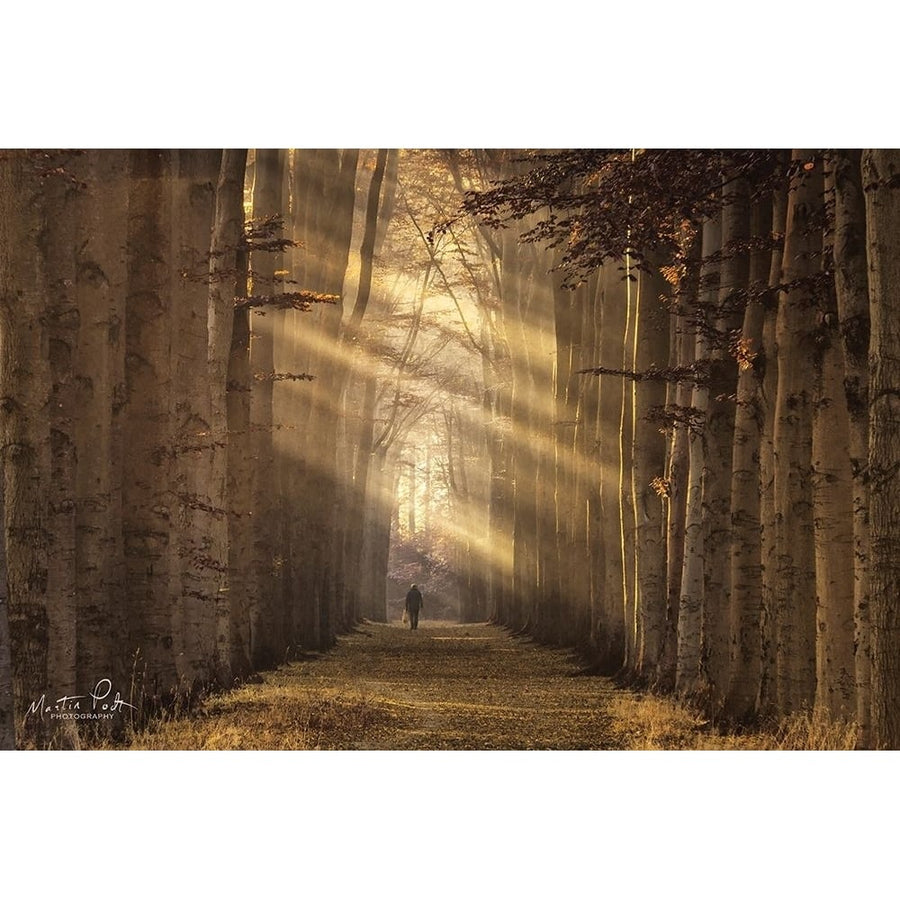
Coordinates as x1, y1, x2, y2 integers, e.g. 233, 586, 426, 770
129, 621, 629, 750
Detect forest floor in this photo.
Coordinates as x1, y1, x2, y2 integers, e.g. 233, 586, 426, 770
123, 621, 858, 751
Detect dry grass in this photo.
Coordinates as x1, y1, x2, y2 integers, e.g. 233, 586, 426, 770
604, 692, 859, 750
127, 688, 394, 750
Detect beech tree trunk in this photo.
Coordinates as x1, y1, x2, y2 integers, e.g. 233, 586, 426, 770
657, 231, 701, 690
0, 153, 88, 745
757, 177, 789, 717
812, 161, 856, 721
73, 151, 130, 728
0, 477, 12, 748
226, 194, 254, 677
676, 214, 720, 696
249, 149, 284, 665
44, 155, 80, 747
572, 273, 600, 646
597, 263, 628, 669
169, 150, 221, 687
208, 150, 248, 682
773, 150, 821, 715
619, 257, 637, 671
724, 196, 772, 721
124, 150, 178, 701
830, 149, 872, 745
702, 174, 750, 707
552, 262, 581, 646
632, 267, 669, 677
862, 149, 900, 748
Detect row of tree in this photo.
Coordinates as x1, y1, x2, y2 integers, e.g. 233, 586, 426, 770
441, 149, 900, 749
0, 148, 442, 748
2, 148, 900, 749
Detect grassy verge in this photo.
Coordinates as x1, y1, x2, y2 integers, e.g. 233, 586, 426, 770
604, 691, 859, 750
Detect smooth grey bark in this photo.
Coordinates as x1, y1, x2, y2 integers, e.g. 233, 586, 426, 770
597, 263, 628, 669
208, 149, 249, 683
657, 230, 701, 690
676, 214, 720, 696
756, 173, 788, 718
724, 196, 772, 721
702, 174, 750, 708
632, 266, 669, 677
773, 150, 821, 715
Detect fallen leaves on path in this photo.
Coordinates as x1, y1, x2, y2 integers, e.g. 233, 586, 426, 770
128, 622, 626, 750
124, 621, 858, 750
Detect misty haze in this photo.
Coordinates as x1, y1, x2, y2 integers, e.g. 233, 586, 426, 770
0, 148, 897, 751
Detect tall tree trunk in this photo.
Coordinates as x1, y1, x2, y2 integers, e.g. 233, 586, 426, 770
0, 477, 11, 749
830, 149, 872, 745
632, 266, 669, 677
485, 313, 513, 625
619, 255, 637, 671
249, 149, 284, 665
573, 273, 600, 647
676, 213, 721, 696
657, 231, 701, 689
552, 262, 580, 645
531, 252, 558, 643
502, 228, 537, 634
208, 149, 249, 682
43, 155, 80, 747
343, 373, 377, 625
656, 310, 691, 690
123, 150, 179, 703
597, 263, 627, 669
169, 150, 221, 687
812, 160, 856, 722
811, 313, 856, 720
756, 173, 789, 717
862, 149, 900, 748
301, 149, 358, 643
348, 149, 388, 334
724, 195, 772, 721
773, 150, 822, 715
73, 151, 130, 724
226, 207, 254, 678
702, 174, 750, 707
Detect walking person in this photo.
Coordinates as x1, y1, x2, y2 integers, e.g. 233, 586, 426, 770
405, 584, 423, 630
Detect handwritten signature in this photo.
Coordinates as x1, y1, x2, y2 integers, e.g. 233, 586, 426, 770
26, 679, 137, 721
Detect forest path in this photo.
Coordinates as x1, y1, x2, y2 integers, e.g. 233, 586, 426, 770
128, 622, 632, 750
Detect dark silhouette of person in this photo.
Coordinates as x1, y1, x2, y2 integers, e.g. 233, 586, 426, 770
405, 584, 423, 630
